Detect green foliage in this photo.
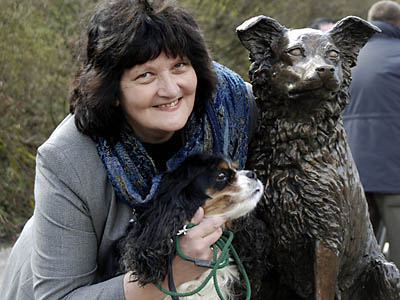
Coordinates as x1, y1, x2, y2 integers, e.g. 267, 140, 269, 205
0, 0, 95, 243
0, 0, 380, 243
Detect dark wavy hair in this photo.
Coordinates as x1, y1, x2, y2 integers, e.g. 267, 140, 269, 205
70, 0, 217, 137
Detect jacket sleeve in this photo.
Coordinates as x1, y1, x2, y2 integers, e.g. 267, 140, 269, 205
32, 142, 126, 300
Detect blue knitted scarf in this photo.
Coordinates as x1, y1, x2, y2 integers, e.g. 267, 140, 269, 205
93, 62, 250, 208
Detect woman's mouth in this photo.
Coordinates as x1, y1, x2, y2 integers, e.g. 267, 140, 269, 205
156, 99, 180, 109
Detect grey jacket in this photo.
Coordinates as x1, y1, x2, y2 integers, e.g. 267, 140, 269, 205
0, 115, 132, 299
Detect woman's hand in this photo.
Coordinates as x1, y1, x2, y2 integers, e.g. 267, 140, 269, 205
123, 207, 225, 300
170, 207, 226, 286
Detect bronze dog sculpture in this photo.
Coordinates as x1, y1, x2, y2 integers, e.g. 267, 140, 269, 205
234, 16, 400, 299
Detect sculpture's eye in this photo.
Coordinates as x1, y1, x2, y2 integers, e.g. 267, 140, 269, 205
287, 47, 303, 56
327, 49, 339, 60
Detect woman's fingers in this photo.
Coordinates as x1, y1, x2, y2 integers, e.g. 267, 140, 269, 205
190, 207, 204, 225
179, 212, 226, 260
187, 216, 225, 239
198, 227, 223, 253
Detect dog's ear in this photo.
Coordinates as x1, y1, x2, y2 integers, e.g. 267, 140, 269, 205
121, 191, 193, 285
121, 162, 209, 285
329, 16, 380, 68
236, 15, 286, 63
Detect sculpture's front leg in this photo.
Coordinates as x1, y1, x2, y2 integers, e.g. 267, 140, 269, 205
315, 241, 339, 300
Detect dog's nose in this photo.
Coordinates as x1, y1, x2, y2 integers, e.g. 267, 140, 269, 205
316, 66, 335, 75
246, 171, 257, 179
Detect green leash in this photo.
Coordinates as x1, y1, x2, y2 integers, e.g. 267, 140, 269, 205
155, 223, 251, 300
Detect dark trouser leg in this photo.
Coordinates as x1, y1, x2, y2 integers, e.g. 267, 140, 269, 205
375, 193, 400, 267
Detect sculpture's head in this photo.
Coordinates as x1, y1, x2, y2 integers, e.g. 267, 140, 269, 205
236, 16, 379, 120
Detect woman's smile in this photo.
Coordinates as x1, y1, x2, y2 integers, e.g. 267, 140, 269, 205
154, 98, 181, 110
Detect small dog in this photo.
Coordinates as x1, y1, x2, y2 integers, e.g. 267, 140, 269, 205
235, 16, 400, 299
121, 154, 263, 300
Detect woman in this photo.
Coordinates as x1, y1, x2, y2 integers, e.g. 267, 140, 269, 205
0, 0, 255, 299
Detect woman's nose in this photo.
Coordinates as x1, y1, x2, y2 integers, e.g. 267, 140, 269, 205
157, 74, 179, 98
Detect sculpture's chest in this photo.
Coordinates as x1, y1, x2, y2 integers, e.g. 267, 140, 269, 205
261, 124, 354, 252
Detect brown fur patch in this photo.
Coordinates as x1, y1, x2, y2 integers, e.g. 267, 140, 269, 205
203, 194, 232, 215
203, 180, 242, 216
217, 161, 230, 170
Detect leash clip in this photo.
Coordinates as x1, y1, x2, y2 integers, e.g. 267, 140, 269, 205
193, 258, 213, 268
177, 224, 189, 236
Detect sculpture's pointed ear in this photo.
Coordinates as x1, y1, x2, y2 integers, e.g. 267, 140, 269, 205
329, 16, 381, 67
236, 15, 286, 63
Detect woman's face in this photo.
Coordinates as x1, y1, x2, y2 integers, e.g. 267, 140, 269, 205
119, 52, 198, 144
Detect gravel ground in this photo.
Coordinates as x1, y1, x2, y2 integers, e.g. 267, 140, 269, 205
0, 247, 12, 285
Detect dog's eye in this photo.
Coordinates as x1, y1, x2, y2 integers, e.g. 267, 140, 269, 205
327, 50, 339, 60
217, 172, 227, 182
287, 47, 303, 56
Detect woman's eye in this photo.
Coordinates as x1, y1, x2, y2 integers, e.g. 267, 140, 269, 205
327, 50, 339, 60
135, 72, 154, 83
217, 172, 227, 181
137, 72, 150, 79
174, 61, 189, 72
287, 47, 303, 56
175, 62, 185, 68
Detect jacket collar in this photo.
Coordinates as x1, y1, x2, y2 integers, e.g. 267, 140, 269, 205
372, 20, 400, 40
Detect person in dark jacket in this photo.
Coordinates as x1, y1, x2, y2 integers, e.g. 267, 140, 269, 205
342, 0, 400, 267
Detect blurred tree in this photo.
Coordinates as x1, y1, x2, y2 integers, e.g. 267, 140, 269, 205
0, 0, 96, 244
